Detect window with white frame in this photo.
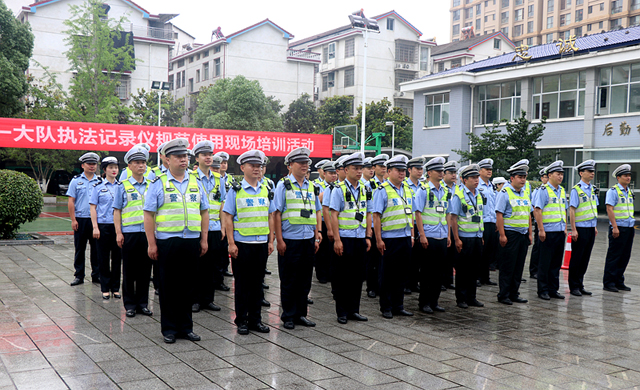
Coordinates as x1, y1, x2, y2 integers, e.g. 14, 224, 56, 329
203, 62, 209, 80
451, 58, 462, 68
438, 62, 445, 72
576, 9, 583, 22
477, 81, 521, 124
548, 0, 554, 12
632, 0, 640, 10
560, 13, 571, 26
395, 70, 415, 91
396, 100, 413, 118
527, 37, 533, 45
387, 18, 395, 30
547, 16, 554, 28
494, 38, 501, 49
196, 69, 200, 83
528, 4, 535, 17
420, 46, 429, 71
598, 64, 640, 115
328, 43, 336, 60
454, 0, 461, 6
345, 38, 355, 58
344, 68, 354, 87
115, 76, 130, 100
453, 24, 460, 35
328, 72, 335, 88
527, 20, 534, 33
532, 71, 586, 119
546, 33, 554, 42
630, 15, 640, 26
396, 41, 418, 63
513, 24, 523, 36
501, 27, 509, 36
465, 8, 473, 19
424, 92, 450, 127
610, 18, 622, 29
501, 11, 509, 24
214, 58, 220, 77
515, 8, 524, 21
453, 10, 461, 21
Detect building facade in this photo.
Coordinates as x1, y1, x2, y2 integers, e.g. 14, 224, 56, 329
17, 0, 175, 102
403, 26, 640, 209
451, 0, 640, 47
432, 32, 515, 73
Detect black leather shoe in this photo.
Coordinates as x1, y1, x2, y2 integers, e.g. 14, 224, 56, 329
138, 307, 153, 316
395, 309, 413, 316
163, 334, 176, 344
92, 277, 100, 284
617, 284, 631, 291
476, 281, 482, 287
457, 302, 468, 309
467, 299, 484, 307
154, 289, 159, 295
294, 317, 316, 327
223, 270, 233, 277
432, 305, 445, 312
216, 284, 230, 291
538, 293, 551, 300
512, 297, 528, 303
248, 322, 270, 333
126, 309, 136, 318
265, 269, 272, 275
191, 303, 200, 313
498, 298, 513, 305
348, 313, 368, 321
570, 289, 582, 297
337, 317, 347, 324
549, 292, 565, 299
184, 332, 201, 341
420, 305, 434, 314
70, 278, 84, 286
283, 321, 295, 329
445, 284, 455, 289
318, 279, 328, 284
530, 274, 538, 279
521, 278, 527, 283
307, 298, 314, 304
237, 323, 249, 335
482, 280, 498, 286
382, 311, 393, 319
261, 299, 271, 307
579, 288, 592, 295
440, 285, 447, 291
262, 283, 269, 289
367, 291, 376, 298
205, 303, 221, 311
403, 288, 412, 295
603, 286, 619, 292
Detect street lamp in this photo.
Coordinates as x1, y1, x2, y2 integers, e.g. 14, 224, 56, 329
385, 121, 395, 157
348, 9, 380, 154
151, 81, 172, 127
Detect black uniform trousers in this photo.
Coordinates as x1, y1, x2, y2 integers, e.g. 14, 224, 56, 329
157, 237, 200, 337
443, 227, 457, 287
536, 231, 565, 295
406, 226, 421, 291
418, 237, 447, 309
480, 222, 497, 283
194, 231, 225, 306
379, 237, 412, 313
529, 220, 540, 278
366, 231, 382, 294
315, 221, 331, 283
212, 231, 230, 287
603, 226, 635, 288
331, 237, 366, 318
455, 236, 483, 304
122, 232, 152, 311
96, 224, 122, 293
498, 230, 529, 301
568, 227, 596, 291
73, 217, 99, 280
233, 242, 268, 326
278, 238, 315, 322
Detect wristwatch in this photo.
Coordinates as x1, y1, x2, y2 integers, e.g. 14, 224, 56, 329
315, 239, 320, 243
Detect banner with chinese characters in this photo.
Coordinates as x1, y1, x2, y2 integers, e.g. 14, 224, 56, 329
0, 118, 333, 157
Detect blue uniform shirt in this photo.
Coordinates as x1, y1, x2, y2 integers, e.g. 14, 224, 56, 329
605, 183, 635, 228
405, 177, 422, 196
495, 183, 531, 234
143, 170, 209, 239
413, 181, 449, 239
197, 167, 226, 232
223, 178, 276, 243
478, 178, 496, 223
273, 174, 321, 240
66, 172, 100, 217
330, 179, 371, 238
113, 176, 149, 233
119, 168, 156, 182
533, 183, 567, 232
449, 185, 484, 238
372, 180, 413, 239
570, 180, 599, 228
89, 179, 118, 224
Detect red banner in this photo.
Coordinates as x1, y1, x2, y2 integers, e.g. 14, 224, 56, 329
0, 118, 333, 157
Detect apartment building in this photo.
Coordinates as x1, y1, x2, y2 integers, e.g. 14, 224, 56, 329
451, 0, 640, 46
289, 11, 435, 118
432, 31, 514, 73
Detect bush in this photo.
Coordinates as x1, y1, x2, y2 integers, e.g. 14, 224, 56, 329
0, 170, 44, 239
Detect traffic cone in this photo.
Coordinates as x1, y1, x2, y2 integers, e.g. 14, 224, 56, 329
561, 234, 571, 270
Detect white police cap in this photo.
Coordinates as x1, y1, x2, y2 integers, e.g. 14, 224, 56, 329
459, 164, 481, 178
575, 159, 596, 172
100, 156, 119, 169
342, 152, 365, 167
162, 138, 189, 156
193, 140, 214, 156
370, 153, 390, 166
539, 168, 548, 177
214, 151, 230, 161
425, 157, 446, 171
613, 164, 632, 177
408, 157, 426, 168
509, 159, 529, 170
507, 161, 529, 176
237, 150, 264, 165
335, 154, 349, 169
322, 161, 337, 172
443, 160, 458, 172
493, 177, 507, 185
284, 147, 311, 165
79, 152, 100, 164
210, 156, 222, 169
314, 159, 330, 169
385, 155, 409, 170
125, 145, 149, 164
545, 160, 564, 174
363, 157, 373, 168
478, 158, 494, 169
157, 142, 168, 154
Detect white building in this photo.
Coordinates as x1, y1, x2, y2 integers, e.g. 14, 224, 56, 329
431, 31, 514, 73
168, 19, 320, 122
289, 11, 435, 118
17, 0, 176, 102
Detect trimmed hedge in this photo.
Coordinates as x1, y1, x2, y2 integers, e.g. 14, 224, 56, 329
0, 170, 44, 239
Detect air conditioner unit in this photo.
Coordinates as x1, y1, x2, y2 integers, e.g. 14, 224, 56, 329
328, 81, 335, 87
393, 91, 405, 97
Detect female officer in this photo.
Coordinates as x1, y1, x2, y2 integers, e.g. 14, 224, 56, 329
90, 156, 122, 300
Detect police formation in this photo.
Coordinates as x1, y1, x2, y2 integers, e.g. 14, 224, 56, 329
66, 143, 636, 342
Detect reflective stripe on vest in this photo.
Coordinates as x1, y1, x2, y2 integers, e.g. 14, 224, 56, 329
504, 187, 530, 229
121, 180, 148, 226
541, 185, 567, 224
156, 174, 202, 232
421, 185, 449, 226
613, 185, 634, 220
524, 181, 531, 200
454, 186, 484, 233
573, 184, 597, 222
235, 185, 270, 236
208, 171, 222, 222
380, 182, 413, 231
282, 179, 317, 225
337, 182, 367, 230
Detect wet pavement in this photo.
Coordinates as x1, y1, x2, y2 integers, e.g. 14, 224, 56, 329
1, 220, 640, 389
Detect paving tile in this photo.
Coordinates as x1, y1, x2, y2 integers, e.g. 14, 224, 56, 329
173, 349, 232, 372
11, 368, 68, 390
117, 378, 173, 390
201, 367, 269, 390
384, 366, 459, 389
0, 351, 50, 373
148, 362, 213, 388
436, 370, 515, 390
327, 361, 397, 386
255, 371, 322, 389
96, 358, 155, 383
313, 376, 370, 390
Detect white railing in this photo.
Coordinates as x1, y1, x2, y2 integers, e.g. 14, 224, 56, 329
125, 23, 173, 40
287, 49, 321, 62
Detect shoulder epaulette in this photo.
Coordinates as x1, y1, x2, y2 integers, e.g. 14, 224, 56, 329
92, 182, 100, 187
73, 174, 81, 179
380, 182, 390, 189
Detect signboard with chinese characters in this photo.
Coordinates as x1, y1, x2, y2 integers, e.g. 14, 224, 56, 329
0, 118, 333, 157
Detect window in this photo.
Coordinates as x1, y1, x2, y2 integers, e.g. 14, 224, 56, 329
588, 5, 592, 13
477, 18, 482, 30
528, 4, 535, 17
513, 24, 523, 36
632, 0, 640, 11
214, 46, 221, 53
178, 59, 185, 67
203, 62, 209, 80
189, 56, 194, 63
611, 18, 622, 29
214, 58, 220, 77
420, 46, 429, 71
196, 53, 200, 60
600, 3, 604, 11
630, 16, 640, 26
182, 71, 186, 89
560, 13, 571, 26
515, 0, 523, 4
547, 16, 554, 28
345, 38, 355, 58
189, 78, 193, 93
502, 0, 509, 8
528, 20, 534, 33
494, 38, 501, 49
396, 41, 418, 63
169, 62, 174, 71
395, 100, 413, 118
598, 64, 640, 115
175, 73, 180, 89
453, 24, 461, 35
424, 92, 450, 127
203, 50, 209, 57
322, 75, 328, 91
477, 81, 521, 124
322, 46, 328, 63
476, 4, 482, 14
453, 0, 460, 6
395, 70, 415, 90
438, 62, 445, 72
576, 0, 583, 4
344, 68, 354, 87
453, 10, 461, 21
196, 69, 200, 83
328, 43, 335, 59
501, 27, 509, 36
387, 18, 395, 30
561, 30, 570, 39
465, 8, 473, 19
451, 58, 462, 68
612, 1, 622, 14
532, 71, 586, 119
115, 76, 130, 100
328, 72, 335, 88
575, 26, 582, 36
599, 21, 603, 29
168, 75, 174, 91
501, 11, 509, 23
465, 21, 473, 27
560, 0, 571, 10
485, 15, 489, 22
546, 33, 554, 43
548, 0, 554, 12
527, 37, 533, 45
587, 23, 592, 31
575, 9, 583, 22
515, 8, 524, 21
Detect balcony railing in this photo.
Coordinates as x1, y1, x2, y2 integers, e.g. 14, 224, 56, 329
287, 49, 321, 63
125, 23, 173, 40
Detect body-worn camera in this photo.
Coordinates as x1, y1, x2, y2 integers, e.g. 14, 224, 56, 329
300, 209, 312, 218
355, 213, 364, 222
471, 215, 481, 223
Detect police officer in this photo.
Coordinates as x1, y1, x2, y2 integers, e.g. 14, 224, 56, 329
119, 143, 153, 181
274, 147, 322, 329
449, 164, 485, 309
603, 164, 636, 292
365, 153, 389, 298
442, 160, 458, 290
405, 157, 425, 294
372, 155, 414, 319
313, 160, 329, 188
191, 141, 225, 312
413, 157, 450, 314
493, 177, 507, 192
317, 161, 338, 284
151, 142, 169, 177
68, 152, 101, 286
369, 154, 389, 190
222, 150, 275, 335
477, 158, 498, 286
330, 152, 371, 324
113, 145, 153, 317
362, 157, 374, 186
495, 160, 532, 305
213, 151, 234, 281
529, 168, 549, 279
533, 160, 568, 300
143, 138, 209, 343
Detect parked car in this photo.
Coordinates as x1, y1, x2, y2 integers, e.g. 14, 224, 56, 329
47, 170, 73, 196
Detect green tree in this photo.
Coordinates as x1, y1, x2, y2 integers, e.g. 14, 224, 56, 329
283, 93, 317, 133
454, 125, 508, 172
353, 98, 413, 152
316, 96, 354, 134
0, 170, 43, 239
63, 0, 135, 123
193, 76, 283, 131
18, 74, 69, 121
0, 0, 34, 117
130, 88, 185, 127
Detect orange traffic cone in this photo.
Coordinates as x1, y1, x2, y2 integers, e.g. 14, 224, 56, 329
561, 234, 571, 270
